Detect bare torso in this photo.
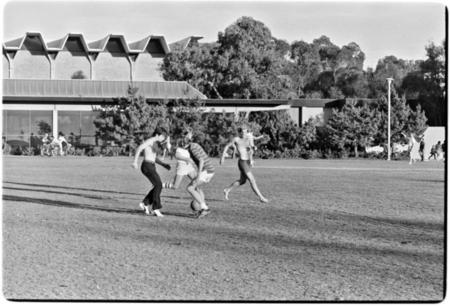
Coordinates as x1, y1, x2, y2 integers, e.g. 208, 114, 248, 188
143, 139, 157, 162
234, 137, 251, 160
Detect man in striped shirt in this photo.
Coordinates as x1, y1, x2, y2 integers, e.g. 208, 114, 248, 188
178, 130, 215, 218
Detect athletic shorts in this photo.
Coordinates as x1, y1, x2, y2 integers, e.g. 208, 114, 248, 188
198, 170, 215, 184
238, 159, 251, 174
176, 160, 196, 176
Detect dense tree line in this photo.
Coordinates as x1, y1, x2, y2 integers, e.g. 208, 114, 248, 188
94, 16, 442, 159
162, 16, 445, 126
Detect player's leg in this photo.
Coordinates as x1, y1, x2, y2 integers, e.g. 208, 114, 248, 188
195, 172, 214, 217
224, 173, 246, 200
244, 170, 268, 203
188, 171, 210, 208
141, 162, 163, 217
196, 187, 205, 203
224, 160, 247, 200
187, 180, 204, 205
148, 168, 163, 216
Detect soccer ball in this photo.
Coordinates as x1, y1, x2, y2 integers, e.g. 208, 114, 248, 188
190, 200, 202, 212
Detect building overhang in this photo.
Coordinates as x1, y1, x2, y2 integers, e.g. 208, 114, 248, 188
204, 98, 343, 108
3, 79, 379, 109
2, 79, 207, 101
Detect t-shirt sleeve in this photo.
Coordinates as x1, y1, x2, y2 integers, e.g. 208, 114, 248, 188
189, 143, 204, 160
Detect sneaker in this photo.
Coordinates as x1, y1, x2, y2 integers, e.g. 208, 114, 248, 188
139, 202, 151, 215
224, 188, 230, 201
153, 209, 164, 217
197, 209, 211, 218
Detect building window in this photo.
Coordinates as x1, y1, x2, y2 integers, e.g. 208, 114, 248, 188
80, 111, 98, 145
3, 110, 52, 154
58, 111, 99, 146
31, 111, 53, 135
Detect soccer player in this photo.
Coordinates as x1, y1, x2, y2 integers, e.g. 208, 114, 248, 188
220, 127, 268, 203
132, 128, 171, 217
162, 138, 197, 190
178, 129, 215, 218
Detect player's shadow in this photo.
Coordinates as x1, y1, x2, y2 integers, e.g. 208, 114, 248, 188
3, 181, 137, 195
3, 186, 112, 200
2, 194, 197, 219
3, 181, 222, 202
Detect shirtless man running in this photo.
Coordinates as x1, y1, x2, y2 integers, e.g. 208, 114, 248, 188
132, 128, 171, 217
220, 127, 268, 203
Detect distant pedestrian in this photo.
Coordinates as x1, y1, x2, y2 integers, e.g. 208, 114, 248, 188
419, 138, 425, 161
435, 141, 443, 160
429, 144, 437, 160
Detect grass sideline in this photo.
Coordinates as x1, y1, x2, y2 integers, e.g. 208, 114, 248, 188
2, 156, 446, 301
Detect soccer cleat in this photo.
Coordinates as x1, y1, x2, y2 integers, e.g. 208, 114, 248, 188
197, 209, 211, 218
259, 197, 269, 203
224, 188, 230, 200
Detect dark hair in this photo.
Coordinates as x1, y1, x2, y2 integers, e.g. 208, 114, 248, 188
153, 127, 167, 137
237, 127, 243, 134
152, 141, 165, 155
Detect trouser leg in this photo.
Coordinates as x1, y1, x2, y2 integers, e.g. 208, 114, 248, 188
141, 162, 163, 210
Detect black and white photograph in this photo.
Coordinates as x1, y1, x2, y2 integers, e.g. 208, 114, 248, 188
1, 0, 447, 302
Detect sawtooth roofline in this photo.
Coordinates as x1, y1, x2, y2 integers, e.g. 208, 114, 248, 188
3, 32, 170, 54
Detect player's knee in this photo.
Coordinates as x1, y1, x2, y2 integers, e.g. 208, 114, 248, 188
154, 183, 162, 192
247, 176, 256, 185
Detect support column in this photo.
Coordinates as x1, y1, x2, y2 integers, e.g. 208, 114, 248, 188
128, 56, 134, 82
298, 107, 303, 126
45, 54, 53, 79
6, 52, 14, 79
52, 106, 58, 138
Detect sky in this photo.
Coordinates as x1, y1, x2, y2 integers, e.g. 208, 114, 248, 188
1, 0, 446, 69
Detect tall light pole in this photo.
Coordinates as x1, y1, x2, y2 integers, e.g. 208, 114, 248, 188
387, 78, 394, 161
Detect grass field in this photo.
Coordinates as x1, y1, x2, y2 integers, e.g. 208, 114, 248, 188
2, 156, 446, 301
